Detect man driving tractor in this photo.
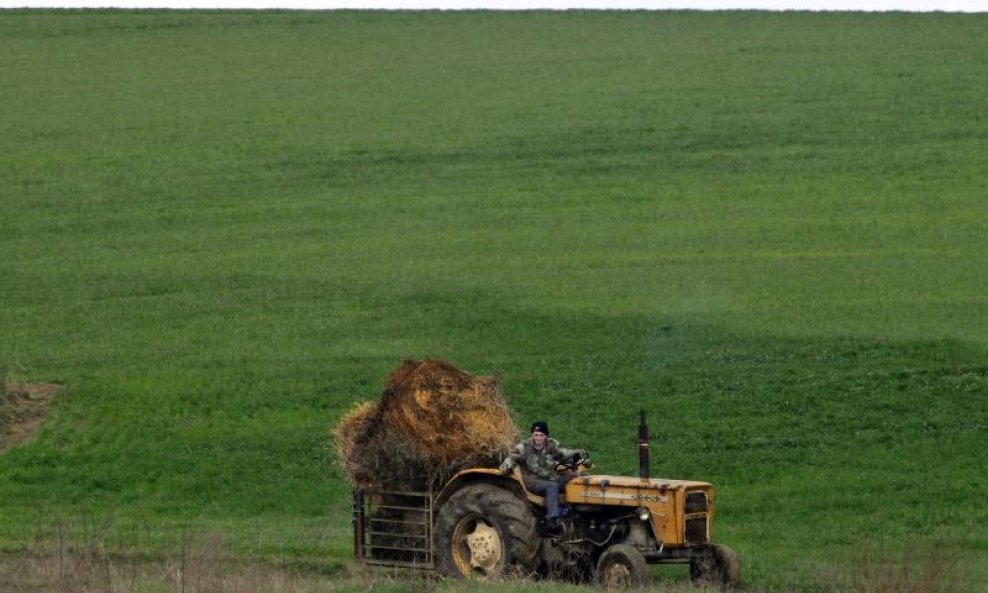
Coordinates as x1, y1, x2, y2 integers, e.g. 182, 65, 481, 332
355, 412, 739, 587
499, 420, 590, 534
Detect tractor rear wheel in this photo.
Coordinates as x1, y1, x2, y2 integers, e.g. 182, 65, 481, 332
435, 483, 540, 579
594, 543, 649, 588
690, 544, 741, 588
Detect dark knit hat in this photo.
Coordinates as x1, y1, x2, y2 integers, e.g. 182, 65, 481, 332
530, 420, 549, 435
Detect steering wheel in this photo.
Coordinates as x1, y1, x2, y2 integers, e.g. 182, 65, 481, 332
556, 451, 592, 473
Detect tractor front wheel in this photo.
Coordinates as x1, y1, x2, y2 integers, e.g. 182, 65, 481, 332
435, 483, 539, 579
690, 544, 741, 589
594, 543, 649, 588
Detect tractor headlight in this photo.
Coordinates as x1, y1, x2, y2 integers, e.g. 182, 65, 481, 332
637, 507, 651, 521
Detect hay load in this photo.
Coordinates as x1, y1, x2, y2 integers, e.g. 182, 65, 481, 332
334, 359, 519, 490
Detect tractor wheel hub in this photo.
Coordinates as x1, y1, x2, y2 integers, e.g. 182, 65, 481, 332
464, 521, 502, 573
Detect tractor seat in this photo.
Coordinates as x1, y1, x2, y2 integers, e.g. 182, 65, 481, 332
511, 467, 549, 508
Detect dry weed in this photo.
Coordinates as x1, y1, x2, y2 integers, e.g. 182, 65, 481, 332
0, 525, 339, 593
842, 545, 966, 593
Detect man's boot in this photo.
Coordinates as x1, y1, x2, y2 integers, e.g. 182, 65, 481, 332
545, 516, 563, 536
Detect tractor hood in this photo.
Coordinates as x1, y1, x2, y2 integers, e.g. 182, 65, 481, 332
565, 474, 716, 547
565, 474, 713, 507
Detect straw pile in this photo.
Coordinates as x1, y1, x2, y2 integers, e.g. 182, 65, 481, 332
334, 359, 519, 490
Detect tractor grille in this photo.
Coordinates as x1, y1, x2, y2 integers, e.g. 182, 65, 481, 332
685, 491, 708, 513
685, 516, 709, 544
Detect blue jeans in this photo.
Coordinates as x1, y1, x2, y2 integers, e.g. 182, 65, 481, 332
526, 473, 577, 519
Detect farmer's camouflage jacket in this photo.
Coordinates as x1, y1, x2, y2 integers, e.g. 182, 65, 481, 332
499, 437, 583, 481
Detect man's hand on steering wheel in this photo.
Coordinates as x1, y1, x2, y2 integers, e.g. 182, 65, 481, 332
557, 450, 592, 472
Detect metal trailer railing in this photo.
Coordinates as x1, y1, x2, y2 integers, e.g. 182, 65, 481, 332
353, 489, 435, 570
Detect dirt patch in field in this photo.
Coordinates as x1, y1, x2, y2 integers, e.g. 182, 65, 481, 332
0, 382, 61, 454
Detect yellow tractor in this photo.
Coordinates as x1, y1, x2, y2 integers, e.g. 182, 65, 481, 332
353, 412, 740, 588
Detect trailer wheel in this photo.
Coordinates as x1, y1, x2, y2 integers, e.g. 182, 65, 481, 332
690, 544, 741, 588
594, 543, 649, 588
435, 483, 539, 579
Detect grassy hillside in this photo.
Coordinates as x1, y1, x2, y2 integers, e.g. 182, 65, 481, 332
1, 9, 986, 592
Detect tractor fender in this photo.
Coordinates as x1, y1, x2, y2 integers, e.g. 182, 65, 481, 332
435, 467, 534, 509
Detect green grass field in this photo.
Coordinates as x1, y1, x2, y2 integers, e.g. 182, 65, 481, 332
1, 8, 986, 592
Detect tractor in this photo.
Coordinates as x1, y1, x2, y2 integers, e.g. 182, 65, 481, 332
352, 411, 740, 588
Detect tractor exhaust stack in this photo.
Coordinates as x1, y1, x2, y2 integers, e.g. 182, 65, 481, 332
638, 409, 650, 480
